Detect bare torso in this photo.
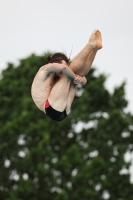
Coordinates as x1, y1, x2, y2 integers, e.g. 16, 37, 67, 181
31, 63, 79, 115
31, 66, 56, 112
31, 65, 71, 113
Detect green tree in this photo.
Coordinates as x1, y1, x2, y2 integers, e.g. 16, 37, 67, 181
0, 53, 133, 200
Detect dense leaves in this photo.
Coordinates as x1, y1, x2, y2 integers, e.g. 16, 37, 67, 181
0, 53, 133, 200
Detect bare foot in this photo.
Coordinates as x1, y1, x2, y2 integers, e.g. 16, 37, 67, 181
88, 29, 103, 50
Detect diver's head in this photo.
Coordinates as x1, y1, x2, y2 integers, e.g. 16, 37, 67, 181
45, 52, 69, 65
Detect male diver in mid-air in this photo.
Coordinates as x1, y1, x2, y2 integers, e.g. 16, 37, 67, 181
31, 29, 102, 121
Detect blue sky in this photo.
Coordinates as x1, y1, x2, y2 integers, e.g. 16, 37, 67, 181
1, 0, 133, 111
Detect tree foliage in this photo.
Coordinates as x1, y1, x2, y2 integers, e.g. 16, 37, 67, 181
0, 53, 133, 200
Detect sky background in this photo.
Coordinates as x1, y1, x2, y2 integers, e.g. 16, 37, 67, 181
0, 0, 133, 112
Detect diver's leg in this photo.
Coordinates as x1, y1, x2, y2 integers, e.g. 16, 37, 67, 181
81, 48, 98, 75
48, 74, 72, 112
66, 82, 76, 115
70, 29, 102, 76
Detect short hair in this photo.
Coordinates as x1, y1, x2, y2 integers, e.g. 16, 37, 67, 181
45, 52, 69, 64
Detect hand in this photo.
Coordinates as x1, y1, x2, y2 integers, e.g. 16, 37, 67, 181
73, 75, 87, 85
73, 75, 82, 85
